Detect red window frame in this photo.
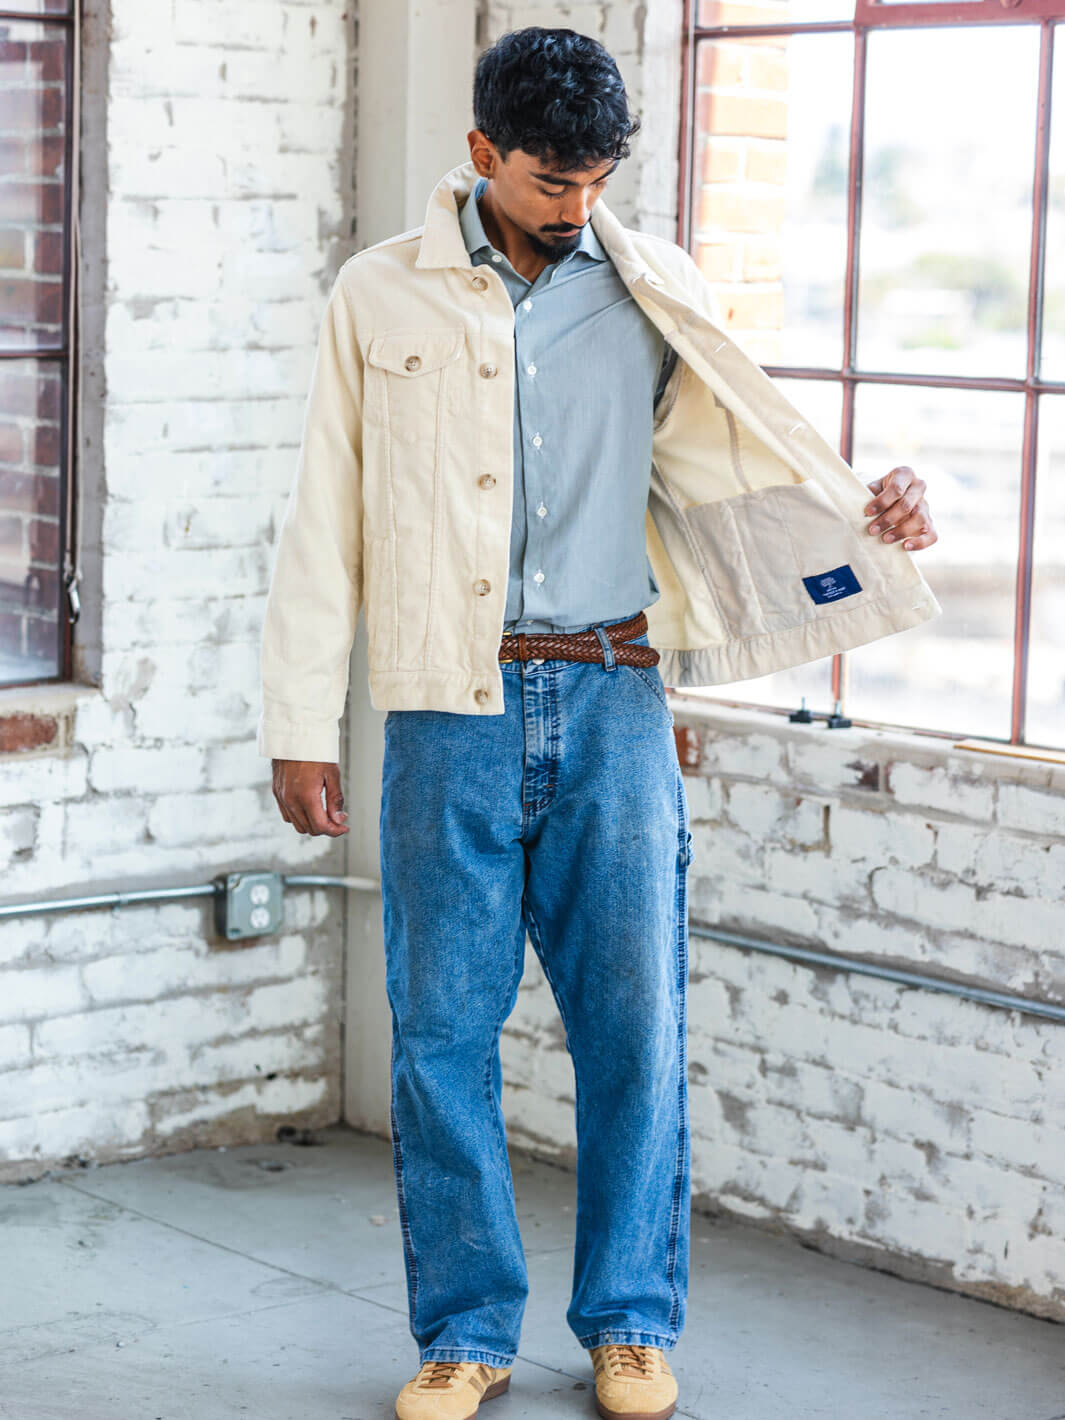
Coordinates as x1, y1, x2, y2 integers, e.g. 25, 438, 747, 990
677, 0, 1065, 745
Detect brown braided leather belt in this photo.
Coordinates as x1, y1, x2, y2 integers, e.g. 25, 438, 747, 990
498, 609, 660, 667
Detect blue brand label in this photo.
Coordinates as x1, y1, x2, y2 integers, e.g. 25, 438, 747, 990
802, 564, 862, 605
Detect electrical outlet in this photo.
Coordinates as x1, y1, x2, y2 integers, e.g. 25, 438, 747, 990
214, 871, 284, 941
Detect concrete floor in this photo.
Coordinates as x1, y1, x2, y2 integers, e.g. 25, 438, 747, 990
2, 1125, 1063, 1420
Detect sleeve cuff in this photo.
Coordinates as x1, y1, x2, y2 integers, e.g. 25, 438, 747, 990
257, 714, 340, 764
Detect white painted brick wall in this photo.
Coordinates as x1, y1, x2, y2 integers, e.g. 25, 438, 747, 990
0, 0, 357, 1181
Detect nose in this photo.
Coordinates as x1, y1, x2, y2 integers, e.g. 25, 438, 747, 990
560, 197, 593, 231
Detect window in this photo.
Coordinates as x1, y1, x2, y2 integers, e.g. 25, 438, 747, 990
678, 0, 1065, 749
0, 0, 78, 687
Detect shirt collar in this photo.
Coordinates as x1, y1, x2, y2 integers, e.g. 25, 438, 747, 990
458, 175, 607, 267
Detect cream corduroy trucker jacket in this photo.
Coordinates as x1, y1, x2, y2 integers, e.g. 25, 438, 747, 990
257, 159, 941, 762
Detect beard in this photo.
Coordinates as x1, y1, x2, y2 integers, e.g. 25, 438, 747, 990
525, 227, 582, 261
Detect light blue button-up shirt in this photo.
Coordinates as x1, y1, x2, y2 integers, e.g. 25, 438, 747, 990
459, 176, 676, 634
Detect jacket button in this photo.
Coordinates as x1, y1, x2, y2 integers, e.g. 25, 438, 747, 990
474, 578, 491, 595
404, 354, 422, 371
479, 363, 498, 379
474, 688, 490, 704
478, 474, 496, 489
471, 275, 489, 291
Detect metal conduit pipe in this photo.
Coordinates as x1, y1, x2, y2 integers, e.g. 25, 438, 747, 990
0, 876, 1061, 1026
0, 874, 380, 921
688, 923, 1065, 1026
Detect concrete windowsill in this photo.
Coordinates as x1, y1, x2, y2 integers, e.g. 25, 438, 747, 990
666, 690, 1065, 792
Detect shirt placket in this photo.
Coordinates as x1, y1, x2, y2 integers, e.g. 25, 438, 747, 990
514, 280, 550, 623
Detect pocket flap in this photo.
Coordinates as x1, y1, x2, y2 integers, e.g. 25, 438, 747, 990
367, 327, 466, 376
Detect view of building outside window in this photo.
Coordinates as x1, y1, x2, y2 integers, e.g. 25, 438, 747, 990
685, 1, 1065, 749
0, 3, 72, 688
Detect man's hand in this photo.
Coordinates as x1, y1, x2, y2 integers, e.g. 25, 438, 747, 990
864, 466, 937, 552
272, 759, 349, 836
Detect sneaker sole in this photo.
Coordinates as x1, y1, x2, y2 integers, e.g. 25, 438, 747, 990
594, 1398, 676, 1420
394, 1370, 511, 1420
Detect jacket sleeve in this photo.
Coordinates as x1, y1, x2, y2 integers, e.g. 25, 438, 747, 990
257, 268, 364, 762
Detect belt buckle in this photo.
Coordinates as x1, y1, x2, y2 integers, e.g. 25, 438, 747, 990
500, 629, 515, 663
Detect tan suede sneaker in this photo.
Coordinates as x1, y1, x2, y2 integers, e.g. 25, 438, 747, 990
589, 1343, 678, 1420
394, 1359, 513, 1420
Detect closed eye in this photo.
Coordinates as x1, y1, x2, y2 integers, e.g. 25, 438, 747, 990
539, 178, 610, 199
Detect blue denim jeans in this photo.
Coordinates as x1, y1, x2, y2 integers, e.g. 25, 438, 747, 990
378, 613, 693, 1367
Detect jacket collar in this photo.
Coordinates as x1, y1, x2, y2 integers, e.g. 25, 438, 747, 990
416, 159, 657, 290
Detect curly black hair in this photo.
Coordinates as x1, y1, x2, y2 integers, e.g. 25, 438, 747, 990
473, 27, 641, 172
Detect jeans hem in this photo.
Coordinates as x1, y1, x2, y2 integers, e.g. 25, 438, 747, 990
579, 1330, 679, 1351
419, 1346, 517, 1366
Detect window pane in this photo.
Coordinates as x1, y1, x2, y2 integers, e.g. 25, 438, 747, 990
699, 0, 855, 25
1041, 28, 1065, 383
844, 383, 1024, 739
772, 374, 843, 448
1028, 396, 1065, 748
0, 19, 68, 352
857, 26, 1038, 379
0, 357, 64, 684
692, 31, 853, 369
683, 654, 835, 715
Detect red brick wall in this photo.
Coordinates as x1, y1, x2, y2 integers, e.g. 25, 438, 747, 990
0, 16, 69, 681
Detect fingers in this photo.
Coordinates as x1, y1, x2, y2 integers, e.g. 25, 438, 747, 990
893, 511, 938, 550
864, 466, 933, 549
272, 760, 349, 836
864, 466, 918, 517
323, 763, 349, 830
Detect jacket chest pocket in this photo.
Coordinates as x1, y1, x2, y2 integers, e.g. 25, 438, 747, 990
366, 327, 466, 444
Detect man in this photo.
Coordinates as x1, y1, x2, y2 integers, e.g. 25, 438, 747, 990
258, 27, 939, 1420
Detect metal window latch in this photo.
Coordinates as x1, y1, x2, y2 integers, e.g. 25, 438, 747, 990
788, 697, 852, 729
64, 570, 81, 624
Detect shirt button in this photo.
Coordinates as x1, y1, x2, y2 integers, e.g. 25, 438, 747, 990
532, 434, 542, 448
471, 274, 488, 291
479, 363, 498, 379
522, 299, 533, 312
404, 355, 422, 372
473, 578, 491, 595
478, 474, 496, 489
526, 363, 537, 377
536, 503, 547, 518
533, 570, 545, 584
491, 253, 503, 264
474, 687, 490, 703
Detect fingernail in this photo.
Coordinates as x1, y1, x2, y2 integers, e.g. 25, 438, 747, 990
883, 532, 895, 542
904, 540, 914, 550
868, 524, 880, 535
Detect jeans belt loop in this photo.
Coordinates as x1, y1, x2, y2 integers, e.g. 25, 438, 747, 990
593, 624, 617, 671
